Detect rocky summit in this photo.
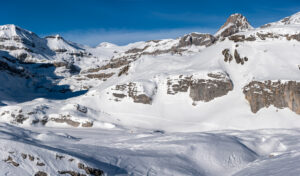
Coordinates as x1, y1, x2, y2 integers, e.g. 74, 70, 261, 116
215, 13, 253, 38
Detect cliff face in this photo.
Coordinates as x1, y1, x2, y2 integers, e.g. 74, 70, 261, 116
243, 81, 300, 114
110, 82, 155, 104
189, 73, 233, 102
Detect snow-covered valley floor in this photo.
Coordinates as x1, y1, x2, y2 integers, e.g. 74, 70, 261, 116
1, 122, 300, 176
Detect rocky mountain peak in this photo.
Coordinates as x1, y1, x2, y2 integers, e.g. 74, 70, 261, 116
0, 24, 47, 61
215, 13, 253, 38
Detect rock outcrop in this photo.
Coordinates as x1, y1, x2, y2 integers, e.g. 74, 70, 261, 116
167, 75, 192, 95
167, 73, 233, 103
178, 33, 216, 47
49, 115, 93, 127
226, 32, 300, 42
85, 72, 114, 80
243, 81, 300, 114
228, 34, 256, 42
77, 162, 104, 176
34, 171, 47, 176
110, 82, 155, 104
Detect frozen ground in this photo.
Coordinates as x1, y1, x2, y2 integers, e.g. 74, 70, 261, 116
1, 123, 300, 176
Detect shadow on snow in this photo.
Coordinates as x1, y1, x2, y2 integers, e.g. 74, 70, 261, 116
0, 50, 87, 106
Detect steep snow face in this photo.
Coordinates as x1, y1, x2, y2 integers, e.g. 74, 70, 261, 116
216, 13, 253, 37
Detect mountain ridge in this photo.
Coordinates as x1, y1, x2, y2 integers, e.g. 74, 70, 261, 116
0, 12, 300, 131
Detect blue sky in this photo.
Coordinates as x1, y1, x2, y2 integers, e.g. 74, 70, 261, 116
1, 0, 300, 46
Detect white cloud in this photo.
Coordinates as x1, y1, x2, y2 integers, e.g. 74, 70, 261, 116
53, 28, 217, 46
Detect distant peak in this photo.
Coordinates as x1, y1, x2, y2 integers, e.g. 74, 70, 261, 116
215, 13, 253, 38
0, 24, 38, 39
97, 42, 117, 48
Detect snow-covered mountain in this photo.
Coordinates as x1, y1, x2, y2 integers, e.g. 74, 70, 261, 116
1, 12, 299, 130
1, 12, 300, 175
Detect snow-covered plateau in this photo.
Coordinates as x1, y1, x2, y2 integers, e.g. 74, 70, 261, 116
1, 12, 300, 175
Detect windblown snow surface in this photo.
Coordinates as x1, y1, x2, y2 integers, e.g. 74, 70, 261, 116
1, 123, 300, 176
1, 12, 300, 176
